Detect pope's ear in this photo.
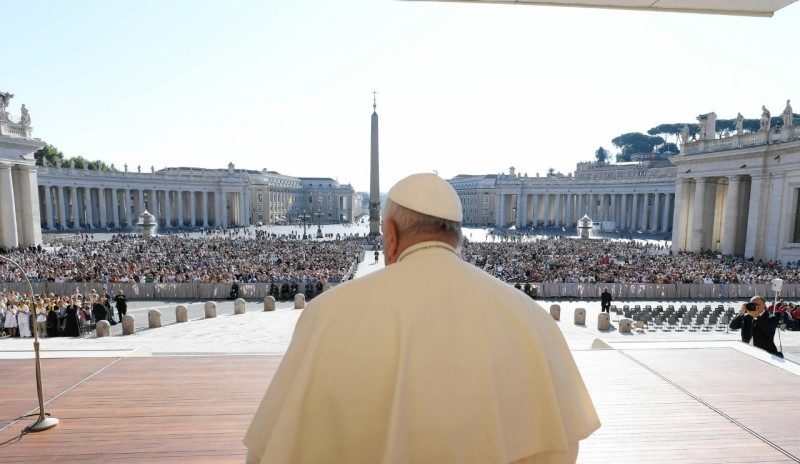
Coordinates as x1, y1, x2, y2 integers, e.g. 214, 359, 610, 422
382, 219, 399, 263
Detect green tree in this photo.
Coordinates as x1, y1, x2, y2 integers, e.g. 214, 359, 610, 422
33, 144, 64, 167
594, 146, 610, 164
657, 143, 679, 155
33, 143, 111, 171
611, 132, 665, 156
547, 167, 555, 176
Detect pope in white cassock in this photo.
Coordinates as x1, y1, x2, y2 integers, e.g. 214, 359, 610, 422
245, 173, 600, 463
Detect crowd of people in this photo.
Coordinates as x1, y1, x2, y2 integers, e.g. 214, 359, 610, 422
1, 287, 128, 338
462, 236, 800, 284
0, 234, 365, 285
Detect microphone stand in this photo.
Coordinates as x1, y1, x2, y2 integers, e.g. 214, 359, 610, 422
1, 255, 60, 432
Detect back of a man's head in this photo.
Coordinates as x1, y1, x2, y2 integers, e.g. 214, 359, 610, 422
381, 199, 462, 264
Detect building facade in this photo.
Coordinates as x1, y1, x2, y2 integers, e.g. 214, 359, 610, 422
36, 164, 361, 231
0, 92, 44, 248
294, 178, 358, 224
450, 162, 677, 234
672, 103, 800, 262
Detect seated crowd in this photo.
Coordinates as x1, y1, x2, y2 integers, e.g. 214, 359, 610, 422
0, 235, 365, 285
462, 236, 800, 284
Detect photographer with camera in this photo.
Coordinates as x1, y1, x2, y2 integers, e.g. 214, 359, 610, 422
729, 296, 783, 358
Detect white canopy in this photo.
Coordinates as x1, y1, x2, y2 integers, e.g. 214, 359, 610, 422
411, 0, 797, 17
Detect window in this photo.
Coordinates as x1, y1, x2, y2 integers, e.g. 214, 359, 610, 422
257, 193, 263, 203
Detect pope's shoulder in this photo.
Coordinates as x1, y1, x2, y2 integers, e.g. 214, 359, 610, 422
304, 252, 549, 319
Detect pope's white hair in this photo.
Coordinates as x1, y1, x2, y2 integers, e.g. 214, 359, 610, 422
382, 199, 462, 245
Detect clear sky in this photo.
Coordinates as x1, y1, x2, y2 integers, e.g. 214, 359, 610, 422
2, 0, 798, 191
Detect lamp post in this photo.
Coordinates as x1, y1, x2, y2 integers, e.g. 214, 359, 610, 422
298, 211, 310, 240
0, 255, 59, 432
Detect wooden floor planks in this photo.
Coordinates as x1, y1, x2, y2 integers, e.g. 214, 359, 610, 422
0, 349, 798, 463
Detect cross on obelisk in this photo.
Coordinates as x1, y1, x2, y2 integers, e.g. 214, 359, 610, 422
369, 91, 381, 236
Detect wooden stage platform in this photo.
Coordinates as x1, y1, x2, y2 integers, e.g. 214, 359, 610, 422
1, 348, 798, 463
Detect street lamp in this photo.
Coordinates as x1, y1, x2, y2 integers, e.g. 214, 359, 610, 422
0, 255, 60, 432
298, 211, 310, 239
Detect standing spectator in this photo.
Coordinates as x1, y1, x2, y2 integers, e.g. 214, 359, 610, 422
115, 290, 128, 321
35, 300, 47, 338
102, 287, 114, 322
601, 288, 612, 313
3, 303, 17, 338
17, 302, 32, 338
64, 299, 81, 337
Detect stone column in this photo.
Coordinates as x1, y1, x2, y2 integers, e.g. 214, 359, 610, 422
515, 193, 528, 228
495, 193, 505, 227
177, 191, 184, 227
650, 193, 661, 232
137, 190, 145, 217
543, 194, 552, 226
661, 193, 672, 233
639, 193, 649, 230
744, 175, 764, 258
202, 191, 209, 227
150, 189, 158, 215
565, 193, 574, 227
628, 193, 637, 230
163, 190, 171, 227
190, 191, 197, 227
720, 176, 740, 255
84, 188, 94, 228
609, 194, 617, 227
598, 194, 606, 221
124, 189, 132, 227
44, 186, 54, 230
112, 189, 121, 228
58, 186, 67, 229
689, 178, 708, 251
0, 162, 19, 248
587, 193, 595, 220
672, 179, 689, 252
619, 194, 628, 230
239, 190, 246, 226
554, 194, 563, 227
98, 188, 107, 229
70, 186, 79, 228
242, 189, 250, 226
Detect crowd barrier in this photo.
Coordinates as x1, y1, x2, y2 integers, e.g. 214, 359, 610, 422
519, 282, 797, 300
1, 281, 795, 300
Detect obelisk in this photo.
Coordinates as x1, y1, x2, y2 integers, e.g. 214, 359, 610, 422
369, 92, 381, 236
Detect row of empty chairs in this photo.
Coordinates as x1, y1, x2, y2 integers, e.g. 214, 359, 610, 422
609, 304, 736, 332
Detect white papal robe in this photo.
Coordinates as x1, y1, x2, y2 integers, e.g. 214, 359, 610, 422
245, 241, 600, 464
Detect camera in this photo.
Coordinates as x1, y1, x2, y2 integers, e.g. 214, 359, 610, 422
745, 302, 758, 311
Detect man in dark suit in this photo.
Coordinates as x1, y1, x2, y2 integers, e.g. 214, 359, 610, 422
114, 290, 128, 320
729, 296, 782, 358
600, 288, 612, 314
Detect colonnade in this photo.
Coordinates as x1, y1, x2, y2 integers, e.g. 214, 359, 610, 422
496, 191, 675, 233
671, 175, 754, 255
37, 186, 250, 230
0, 161, 42, 247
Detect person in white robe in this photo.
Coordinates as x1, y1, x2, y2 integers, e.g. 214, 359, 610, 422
17, 302, 32, 338
245, 173, 600, 464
